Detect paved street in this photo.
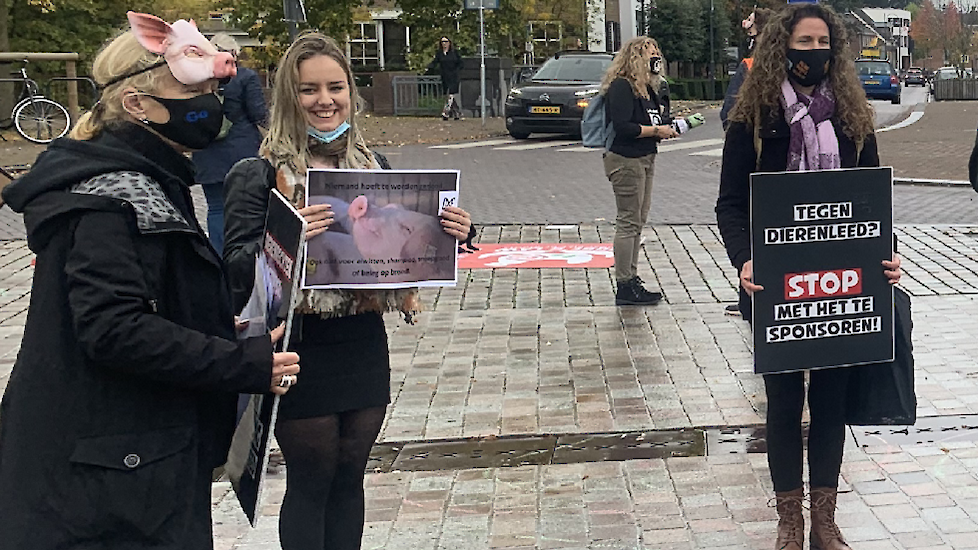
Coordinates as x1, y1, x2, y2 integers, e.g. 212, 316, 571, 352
6, 85, 978, 549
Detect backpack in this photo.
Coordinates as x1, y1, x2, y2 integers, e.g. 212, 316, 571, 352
580, 93, 615, 149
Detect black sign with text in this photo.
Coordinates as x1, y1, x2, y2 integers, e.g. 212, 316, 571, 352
750, 167, 894, 374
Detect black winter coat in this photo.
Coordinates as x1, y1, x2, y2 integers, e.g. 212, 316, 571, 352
0, 123, 274, 550
193, 67, 268, 185
429, 48, 463, 94
716, 109, 880, 319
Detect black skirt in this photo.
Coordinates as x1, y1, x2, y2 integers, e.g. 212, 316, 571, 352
277, 312, 390, 420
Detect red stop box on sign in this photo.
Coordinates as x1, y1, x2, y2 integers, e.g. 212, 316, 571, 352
783, 268, 862, 300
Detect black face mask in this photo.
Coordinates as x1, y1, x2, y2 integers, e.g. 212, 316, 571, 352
141, 93, 224, 150
650, 56, 663, 75
786, 48, 831, 87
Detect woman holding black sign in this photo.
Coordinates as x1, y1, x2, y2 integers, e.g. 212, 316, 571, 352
715, 4, 901, 550
223, 33, 471, 550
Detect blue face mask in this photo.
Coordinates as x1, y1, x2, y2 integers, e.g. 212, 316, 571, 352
308, 121, 350, 143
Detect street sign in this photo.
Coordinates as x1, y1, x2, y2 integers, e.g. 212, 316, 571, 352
750, 167, 894, 375
464, 0, 499, 9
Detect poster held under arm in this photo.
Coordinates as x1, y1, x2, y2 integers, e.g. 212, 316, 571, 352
225, 188, 306, 527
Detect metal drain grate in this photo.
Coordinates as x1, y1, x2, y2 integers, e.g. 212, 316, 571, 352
705, 425, 809, 455
362, 429, 710, 474
553, 430, 704, 463
851, 415, 978, 447
390, 436, 557, 472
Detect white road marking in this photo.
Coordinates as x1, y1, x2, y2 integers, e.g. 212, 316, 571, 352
560, 137, 727, 153
657, 138, 725, 152
430, 139, 515, 149
877, 110, 925, 133
495, 140, 579, 150
689, 148, 724, 157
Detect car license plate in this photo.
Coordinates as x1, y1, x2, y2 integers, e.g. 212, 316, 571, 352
865, 81, 880, 85
530, 106, 560, 114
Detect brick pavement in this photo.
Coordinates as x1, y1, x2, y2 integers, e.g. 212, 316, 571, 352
6, 223, 978, 548
877, 102, 978, 183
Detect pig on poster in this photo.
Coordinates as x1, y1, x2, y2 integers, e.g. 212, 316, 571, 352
750, 167, 894, 375
303, 169, 460, 289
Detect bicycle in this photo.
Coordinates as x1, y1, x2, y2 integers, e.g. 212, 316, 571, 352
0, 60, 71, 144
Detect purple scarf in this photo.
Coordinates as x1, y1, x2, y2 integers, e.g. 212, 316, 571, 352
780, 79, 841, 171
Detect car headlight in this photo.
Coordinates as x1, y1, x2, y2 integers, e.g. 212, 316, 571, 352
576, 99, 590, 109
574, 89, 600, 97
507, 89, 523, 101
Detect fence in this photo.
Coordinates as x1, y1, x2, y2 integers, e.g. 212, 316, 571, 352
392, 75, 446, 116
934, 79, 978, 101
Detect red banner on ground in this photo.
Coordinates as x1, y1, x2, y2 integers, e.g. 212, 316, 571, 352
458, 243, 614, 269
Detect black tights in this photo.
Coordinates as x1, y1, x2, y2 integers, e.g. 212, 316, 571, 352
764, 367, 851, 492
276, 406, 386, 550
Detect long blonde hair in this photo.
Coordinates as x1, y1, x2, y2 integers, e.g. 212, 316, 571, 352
262, 32, 371, 173
730, 3, 875, 141
600, 36, 665, 100
70, 31, 169, 141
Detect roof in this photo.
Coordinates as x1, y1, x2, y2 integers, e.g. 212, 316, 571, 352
860, 8, 911, 22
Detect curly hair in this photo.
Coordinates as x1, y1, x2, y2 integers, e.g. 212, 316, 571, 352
600, 36, 665, 100
729, 3, 874, 143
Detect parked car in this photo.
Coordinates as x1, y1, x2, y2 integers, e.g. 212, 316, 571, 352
855, 59, 901, 104
930, 66, 960, 95
504, 51, 613, 139
904, 67, 925, 86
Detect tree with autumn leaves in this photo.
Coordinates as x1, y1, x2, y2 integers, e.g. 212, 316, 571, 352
911, 0, 973, 67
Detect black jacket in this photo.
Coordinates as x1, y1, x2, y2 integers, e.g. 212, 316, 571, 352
969, 128, 978, 192
720, 60, 749, 130
0, 123, 273, 550
716, 109, 880, 318
429, 48, 463, 94
605, 78, 671, 158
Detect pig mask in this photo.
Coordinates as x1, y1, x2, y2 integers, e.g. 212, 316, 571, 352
127, 11, 236, 85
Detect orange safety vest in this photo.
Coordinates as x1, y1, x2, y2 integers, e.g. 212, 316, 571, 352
744, 57, 754, 71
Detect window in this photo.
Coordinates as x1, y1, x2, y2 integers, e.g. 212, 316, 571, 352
350, 22, 379, 67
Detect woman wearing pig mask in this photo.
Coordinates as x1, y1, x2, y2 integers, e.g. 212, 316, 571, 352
0, 12, 299, 550
223, 32, 471, 550
716, 5, 900, 549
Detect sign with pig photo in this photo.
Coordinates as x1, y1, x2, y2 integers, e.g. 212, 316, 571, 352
303, 169, 460, 289
750, 167, 894, 375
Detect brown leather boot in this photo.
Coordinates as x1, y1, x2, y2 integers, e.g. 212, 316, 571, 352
810, 487, 851, 550
774, 488, 805, 550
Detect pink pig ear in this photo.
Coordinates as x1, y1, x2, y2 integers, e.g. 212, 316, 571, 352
127, 11, 172, 55
349, 195, 369, 220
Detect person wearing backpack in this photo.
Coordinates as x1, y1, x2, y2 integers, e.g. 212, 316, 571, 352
598, 36, 704, 306
716, 5, 901, 549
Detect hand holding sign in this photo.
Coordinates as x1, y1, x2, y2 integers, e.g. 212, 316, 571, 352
883, 254, 902, 284
440, 205, 471, 241
740, 260, 764, 296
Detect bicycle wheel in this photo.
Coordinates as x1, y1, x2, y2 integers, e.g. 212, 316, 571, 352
13, 97, 70, 144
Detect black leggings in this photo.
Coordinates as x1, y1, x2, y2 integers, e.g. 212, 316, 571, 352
276, 406, 386, 550
764, 367, 851, 492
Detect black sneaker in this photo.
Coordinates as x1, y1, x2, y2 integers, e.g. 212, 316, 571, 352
616, 277, 663, 306
724, 303, 742, 316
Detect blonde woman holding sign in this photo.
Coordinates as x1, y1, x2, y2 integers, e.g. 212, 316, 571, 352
715, 4, 900, 550
224, 32, 471, 550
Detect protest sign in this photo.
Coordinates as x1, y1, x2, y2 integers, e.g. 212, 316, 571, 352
750, 167, 893, 375
225, 189, 306, 527
303, 169, 460, 289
